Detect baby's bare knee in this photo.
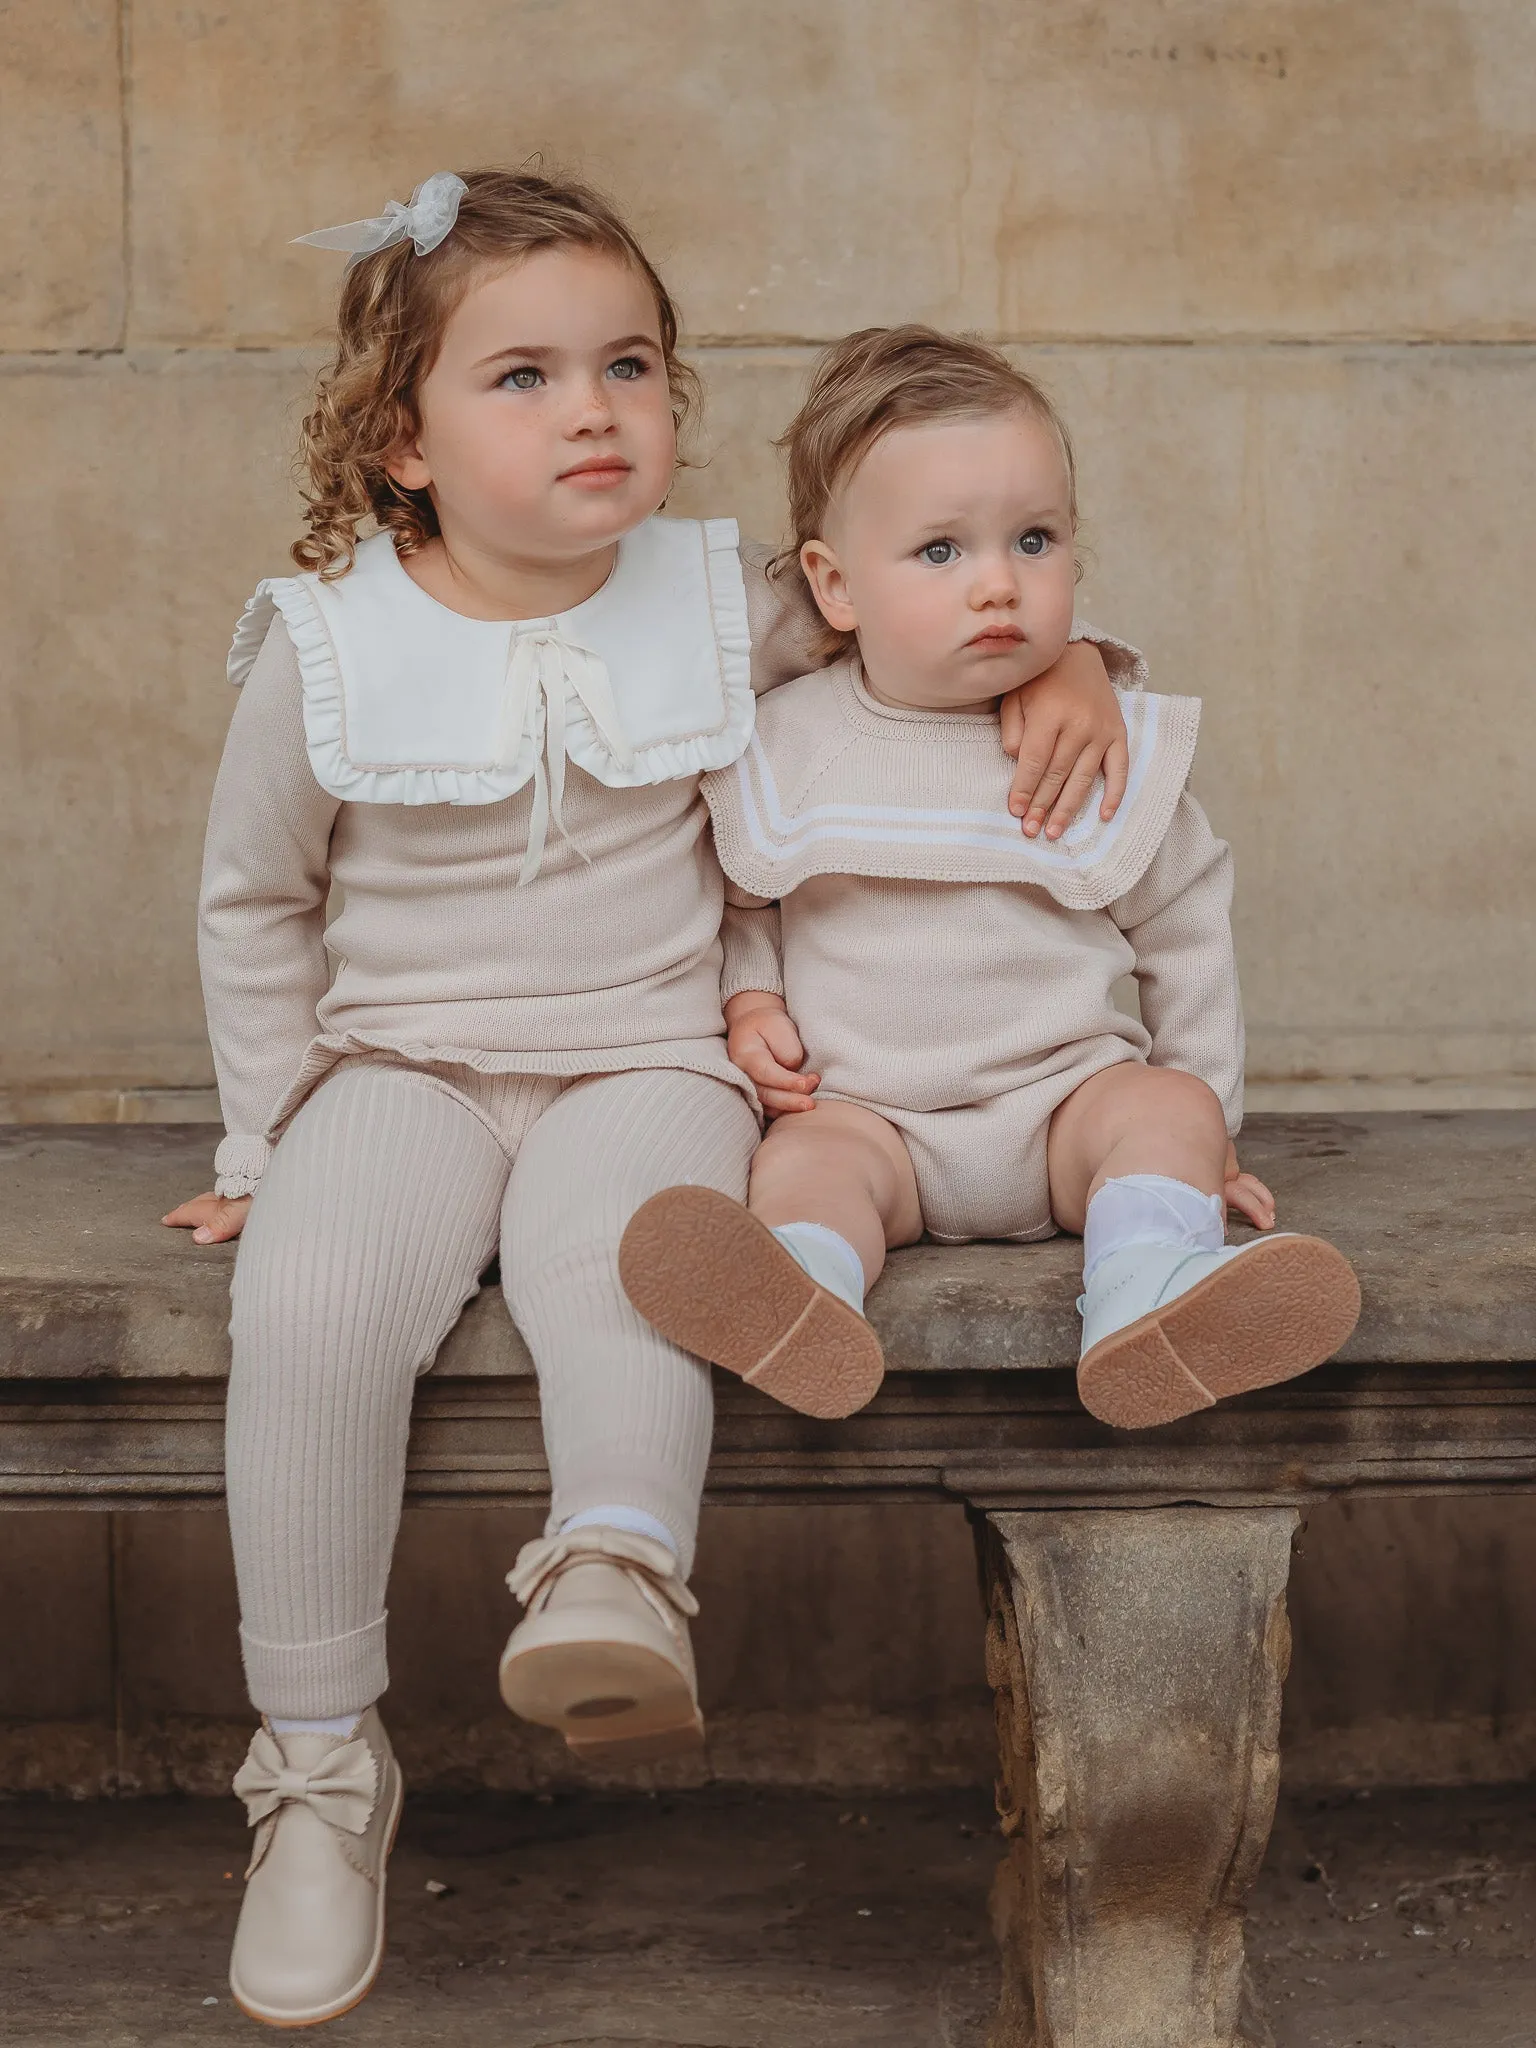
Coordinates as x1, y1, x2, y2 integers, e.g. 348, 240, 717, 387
751, 1103, 909, 1212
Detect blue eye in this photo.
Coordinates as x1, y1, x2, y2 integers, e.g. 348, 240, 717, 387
500, 366, 543, 391
1017, 529, 1050, 556
608, 356, 647, 380
921, 540, 958, 566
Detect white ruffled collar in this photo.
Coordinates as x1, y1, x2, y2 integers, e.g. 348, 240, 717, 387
228, 518, 754, 845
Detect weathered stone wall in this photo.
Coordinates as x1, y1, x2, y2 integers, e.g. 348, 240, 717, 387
2, 0, 1533, 1108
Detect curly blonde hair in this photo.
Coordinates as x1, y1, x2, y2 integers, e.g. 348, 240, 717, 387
292, 168, 700, 579
771, 325, 1080, 661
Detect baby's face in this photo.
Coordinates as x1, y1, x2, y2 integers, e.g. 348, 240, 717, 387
805, 406, 1077, 712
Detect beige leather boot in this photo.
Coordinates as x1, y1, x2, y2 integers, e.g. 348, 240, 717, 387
228, 1708, 403, 2027
499, 1527, 704, 1766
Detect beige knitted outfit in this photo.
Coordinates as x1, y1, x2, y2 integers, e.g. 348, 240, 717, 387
202, 517, 1140, 1715
204, 524, 813, 1717
705, 653, 1244, 1245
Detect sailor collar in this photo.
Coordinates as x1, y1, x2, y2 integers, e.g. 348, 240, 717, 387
704, 653, 1203, 912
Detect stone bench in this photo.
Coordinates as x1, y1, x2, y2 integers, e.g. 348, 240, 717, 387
3, 1112, 1533, 2048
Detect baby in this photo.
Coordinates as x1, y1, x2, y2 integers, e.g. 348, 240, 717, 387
621, 325, 1359, 1429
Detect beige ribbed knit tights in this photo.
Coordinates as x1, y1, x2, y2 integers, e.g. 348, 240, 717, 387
225, 1058, 757, 1718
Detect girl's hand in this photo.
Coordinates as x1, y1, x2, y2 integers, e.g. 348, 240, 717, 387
726, 995, 820, 1119
1223, 1144, 1276, 1231
999, 640, 1130, 842
162, 1191, 252, 1245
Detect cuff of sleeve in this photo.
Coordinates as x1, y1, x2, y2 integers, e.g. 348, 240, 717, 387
214, 1133, 272, 1199
722, 964, 786, 1006
720, 906, 785, 1005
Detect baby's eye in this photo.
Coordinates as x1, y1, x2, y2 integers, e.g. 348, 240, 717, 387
500, 366, 543, 392
608, 355, 648, 381
1016, 528, 1051, 557
921, 540, 959, 566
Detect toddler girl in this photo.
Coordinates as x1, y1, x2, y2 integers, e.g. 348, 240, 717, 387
161, 178, 1131, 2026
622, 325, 1361, 1428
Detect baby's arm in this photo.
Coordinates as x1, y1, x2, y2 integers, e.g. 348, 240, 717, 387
163, 619, 339, 1244
1110, 793, 1271, 1226
740, 543, 1133, 840
720, 882, 819, 1117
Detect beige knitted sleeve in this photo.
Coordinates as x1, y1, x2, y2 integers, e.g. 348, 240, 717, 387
1110, 792, 1245, 1134
720, 880, 784, 1003
740, 542, 831, 696
199, 618, 340, 1194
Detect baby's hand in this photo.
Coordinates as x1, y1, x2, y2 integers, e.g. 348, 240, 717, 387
999, 640, 1130, 842
1223, 1144, 1276, 1231
726, 995, 820, 1119
162, 1191, 252, 1245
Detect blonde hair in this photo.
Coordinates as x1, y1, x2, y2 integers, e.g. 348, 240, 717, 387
772, 324, 1079, 659
292, 167, 700, 579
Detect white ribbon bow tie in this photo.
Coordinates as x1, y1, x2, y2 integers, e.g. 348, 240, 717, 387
293, 171, 467, 267
233, 1726, 377, 1837
503, 628, 635, 886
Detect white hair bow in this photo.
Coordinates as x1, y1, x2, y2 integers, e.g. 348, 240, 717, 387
293, 171, 467, 267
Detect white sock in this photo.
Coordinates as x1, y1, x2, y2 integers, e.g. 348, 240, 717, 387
560, 1505, 679, 1556
770, 1222, 867, 1315
269, 1713, 361, 1738
1083, 1174, 1224, 1285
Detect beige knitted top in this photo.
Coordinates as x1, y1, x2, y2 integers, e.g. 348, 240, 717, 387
705, 657, 1245, 1134
199, 545, 1141, 1196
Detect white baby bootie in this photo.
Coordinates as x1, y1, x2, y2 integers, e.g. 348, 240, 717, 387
228, 1707, 403, 2027
499, 1526, 705, 1766
1077, 1234, 1361, 1430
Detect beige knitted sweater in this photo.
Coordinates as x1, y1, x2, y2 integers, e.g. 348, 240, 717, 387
705, 658, 1245, 1133
199, 550, 1142, 1195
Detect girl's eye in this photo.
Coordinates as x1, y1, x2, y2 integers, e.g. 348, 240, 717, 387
1017, 529, 1051, 557
921, 540, 958, 566
500, 366, 543, 392
608, 356, 647, 381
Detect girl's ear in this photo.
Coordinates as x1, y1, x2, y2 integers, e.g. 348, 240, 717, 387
799, 539, 857, 633
385, 432, 432, 494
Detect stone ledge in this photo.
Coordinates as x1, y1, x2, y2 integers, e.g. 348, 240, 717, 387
2, 1113, 1532, 1384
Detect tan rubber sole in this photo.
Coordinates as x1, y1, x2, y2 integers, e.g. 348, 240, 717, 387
499, 1636, 705, 1767
230, 1762, 404, 2029
619, 1186, 885, 1420
1078, 1233, 1362, 1431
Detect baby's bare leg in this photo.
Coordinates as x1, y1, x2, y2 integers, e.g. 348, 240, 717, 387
748, 1099, 924, 1289
619, 1101, 921, 1419
1046, 1062, 1229, 1236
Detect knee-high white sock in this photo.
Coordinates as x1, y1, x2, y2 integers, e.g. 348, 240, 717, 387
770, 1222, 867, 1315
1083, 1175, 1224, 1285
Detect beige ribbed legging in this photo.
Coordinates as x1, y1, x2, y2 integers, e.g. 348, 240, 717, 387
225, 1057, 757, 1718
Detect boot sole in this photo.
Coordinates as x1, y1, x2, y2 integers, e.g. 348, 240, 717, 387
229, 1760, 405, 2029
619, 1186, 885, 1420
499, 1635, 705, 1766
1077, 1233, 1361, 1430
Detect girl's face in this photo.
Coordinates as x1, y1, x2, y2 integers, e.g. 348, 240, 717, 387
388, 245, 679, 568
801, 407, 1078, 713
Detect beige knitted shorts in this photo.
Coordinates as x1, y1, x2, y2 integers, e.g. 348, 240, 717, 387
825, 1034, 1143, 1245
